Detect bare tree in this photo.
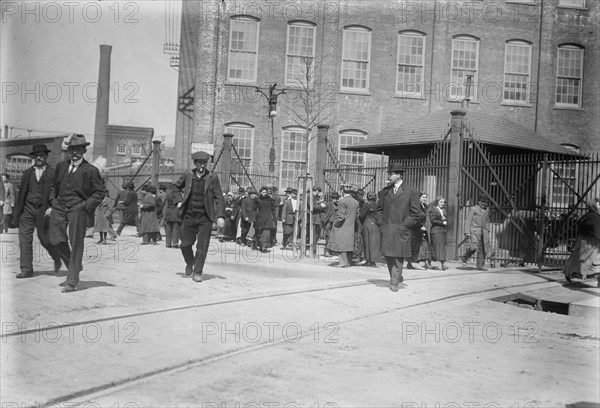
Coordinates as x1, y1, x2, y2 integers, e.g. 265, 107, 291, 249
282, 56, 337, 257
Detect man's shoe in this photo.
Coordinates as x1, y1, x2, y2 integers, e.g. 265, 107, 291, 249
54, 259, 62, 273
61, 285, 77, 293
476, 266, 488, 271
390, 284, 399, 292
192, 273, 202, 282
185, 264, 193, 276
406, 263, 416, 270
16, 272, 33, 279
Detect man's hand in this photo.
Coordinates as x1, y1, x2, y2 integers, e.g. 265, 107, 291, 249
45, 208, 52, 217
216, 217, 225, 229
176, 202, 182, 208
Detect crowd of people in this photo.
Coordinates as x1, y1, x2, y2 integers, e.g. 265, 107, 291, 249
4, 136, 599, 292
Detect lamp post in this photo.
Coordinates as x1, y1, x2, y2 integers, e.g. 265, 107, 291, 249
255, 84, 286, 173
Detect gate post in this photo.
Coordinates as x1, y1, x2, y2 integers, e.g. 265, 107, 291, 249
538, 154, 549, 272
447, 108, 466, 260
222, 133, 234, 193
315, 125, 329, 189
151, 140, 161, 188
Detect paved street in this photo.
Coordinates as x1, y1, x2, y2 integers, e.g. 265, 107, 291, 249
1, 227, 599, 408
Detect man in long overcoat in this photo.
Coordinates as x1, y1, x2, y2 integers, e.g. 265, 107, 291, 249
281, 188, 298, 249
377, 163, 421, 291
327, 185, 359, 267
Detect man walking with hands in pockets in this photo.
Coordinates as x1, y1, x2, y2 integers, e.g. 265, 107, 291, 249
172, 150, 225, 283
378, 163, 421, 292
47, 134, 105, 293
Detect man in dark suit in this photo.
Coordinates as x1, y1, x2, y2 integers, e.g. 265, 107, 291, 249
172, 150, 225, 282
164, 185, 182, 248
238, 187, 256, 246
377, 163, 421, 292
281, 188, 298, 249
47, 134, 106, 293
13, 145, 65, 278
328, 185, 359, 267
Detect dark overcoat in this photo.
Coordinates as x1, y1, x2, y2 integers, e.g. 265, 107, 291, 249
172, 169, 225, 222
327, 194, 359, 252
140, 193, 160, 233
164, 189, 182, 223
377, 183, 421, 258
120, 190, 139, 225
49, 159, 105, 214
253, 195, 276, 230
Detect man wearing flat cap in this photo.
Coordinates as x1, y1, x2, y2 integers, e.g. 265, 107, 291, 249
377, 163, 421, 292
12, 144, 64, 279
461, 194, 491, 270
47, 134, 106, 292
172, 150, 225, 282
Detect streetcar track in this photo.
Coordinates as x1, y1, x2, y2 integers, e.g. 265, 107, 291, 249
2, 269, 550, 339
39, 277, 558, 407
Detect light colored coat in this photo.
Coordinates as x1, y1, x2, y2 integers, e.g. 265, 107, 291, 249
327, 194, 359, 252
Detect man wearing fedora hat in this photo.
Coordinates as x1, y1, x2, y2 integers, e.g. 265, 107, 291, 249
46, 134, 106, 292
172, 150, 225, 282
12, 144, 65, 278
377, 163, 421, 292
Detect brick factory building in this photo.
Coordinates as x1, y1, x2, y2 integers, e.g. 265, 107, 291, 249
174, 0, 599, 188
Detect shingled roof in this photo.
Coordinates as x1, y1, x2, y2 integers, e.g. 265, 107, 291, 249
344, 111, 575, 155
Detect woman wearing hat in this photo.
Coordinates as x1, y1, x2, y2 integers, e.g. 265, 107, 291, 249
253, 186, 277, 252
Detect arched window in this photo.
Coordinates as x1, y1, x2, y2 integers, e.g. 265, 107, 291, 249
224, 122, 254, 169
504, 40, 532, 103
285, 21, 316, 87
450, 35, 479, 101
280, 127, 307, 183
339, 130, 367, 165
227, 16, 260, 83
556, 44, 584, 107
397, 31, 426, 97
341, 26, 372, 92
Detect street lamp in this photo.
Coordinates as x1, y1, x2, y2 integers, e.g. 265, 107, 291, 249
255, 84, 287, 172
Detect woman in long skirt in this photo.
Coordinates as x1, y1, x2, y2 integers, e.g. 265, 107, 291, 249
359, 192, 382, 267
140, 186, 160, 245
429, 196, 448, 270
563, 198, 600, 285
94, 190, 111, 244
407, 192, 431, 269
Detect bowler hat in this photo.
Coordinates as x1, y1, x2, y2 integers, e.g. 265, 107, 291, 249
259, 186, 269, 192
29, 144, 51, 156
238, 187, 246, 193
191, 151, 210, 161
285, 187, 293, 193
478, 194, 489, 203
330, 192, 340, 199
388, 162, 405, 173
247, 188, 257, 194
66, 134, 90, 147
291, 188, 298, 194
312, 186, 322, 192
147, 185, 157, 194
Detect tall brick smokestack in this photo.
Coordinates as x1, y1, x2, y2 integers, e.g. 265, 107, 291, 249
92, 44, 112, 159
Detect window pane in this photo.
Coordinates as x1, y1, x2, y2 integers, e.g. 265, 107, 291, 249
341, 28, 371, 90
397, 33, 425, 95
451, 38, 478, 99
559, 0, 586, 7
555, 46, 583, 106
228, 19, 258, 82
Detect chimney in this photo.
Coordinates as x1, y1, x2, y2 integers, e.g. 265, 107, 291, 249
92, 44, 112, 159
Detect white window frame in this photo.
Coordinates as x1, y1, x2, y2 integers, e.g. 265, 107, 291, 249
341, 26, 372, 92
132, 145, 142, 156
449, 36, 480, 101
227, 16, 260, 83
338, 131, 367, 166
284, 21, 316, 87
558, 0, 586, 8
280, 127, 307, 186
503, 40, 532, 104
396, 31, 426, 98
225, 123, 254, 170
116, 144, 126, 155
555, 45, 584, 108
